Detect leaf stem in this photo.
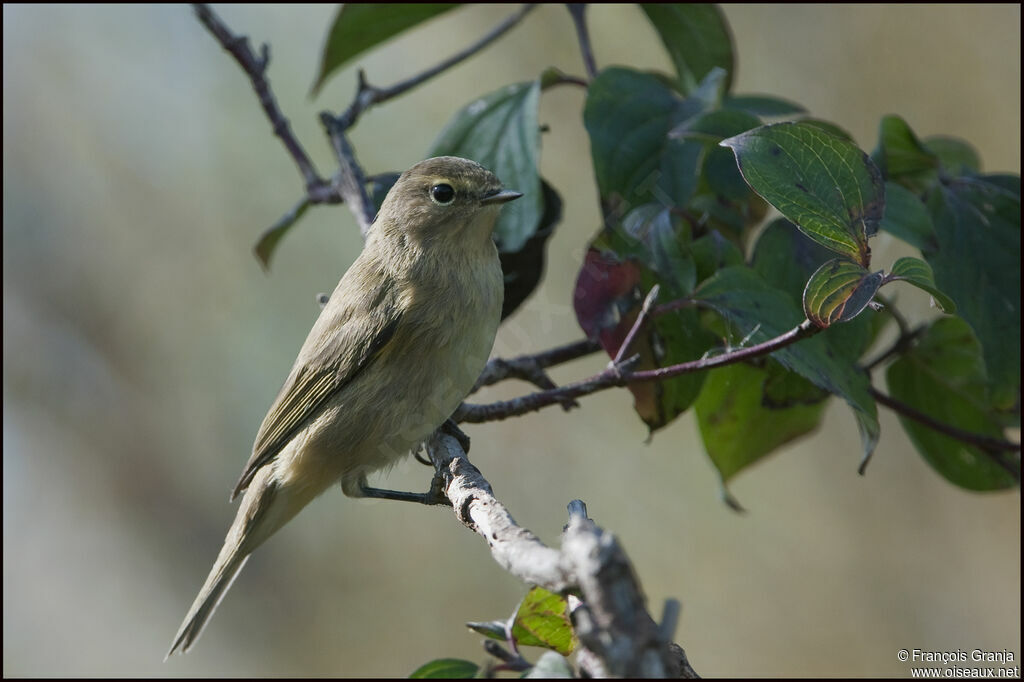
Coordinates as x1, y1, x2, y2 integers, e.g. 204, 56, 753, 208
567, 4, 598, 80
861, 323, 926, 372
869, 386, 1021, 480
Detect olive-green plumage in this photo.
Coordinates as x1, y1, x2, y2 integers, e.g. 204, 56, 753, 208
168, 157, 520, 656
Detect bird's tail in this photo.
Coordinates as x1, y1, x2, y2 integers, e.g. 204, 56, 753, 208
166, 547, 249, 658
167, 467, 293, 658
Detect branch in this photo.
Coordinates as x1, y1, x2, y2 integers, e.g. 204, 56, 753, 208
319, 114, 376, 234
614, 284, 660, 365
861, 323, 926, 372
424, 431, 695, 677
192, 4, 333, 201
869, 387, 1021, 481
566, 4, 598, 80
457, 319, 820, 423
334, 4, 539, 131
471, 338, 600, 414
196, 4, 538, 240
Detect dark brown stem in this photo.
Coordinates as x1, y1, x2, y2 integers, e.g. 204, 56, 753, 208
874, 292, 910, 337
869, 387, 1021, 480
862, 323, 926, 372
567, 4, 598, 80
319, 114, 376, 234
473, 338, 602, 391
192, 4, 331, 199
333, 4, 538, 131
457, 319, 820, 423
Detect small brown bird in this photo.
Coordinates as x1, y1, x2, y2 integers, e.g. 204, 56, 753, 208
168, 156, 521, 656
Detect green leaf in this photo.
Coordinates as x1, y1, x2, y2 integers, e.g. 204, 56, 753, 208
410, 658, 479, 679
752, 218, 834, 302
465, 619, 507, 641
886, 317, 1016, 490
672, 109, 762, 202
752, 219, 881, 361
499, 178, 562, 320
693, 266, 880, 467
924, 136, 981, 175
253, 199, 311, 270
584, 68, 704, 213
722, 94, 806, 118
671, 108, 761, 144
721, 122, 884, 266
925, 175, 1021, 402
312, 4, 459, 95
619, 204, 696, 296
870, 115, 939, 187
687, 66, 729, 109
511, 587, 576, 655
878, 181, 936, 251
886, 257, 956, 313
796, 118, 855, 142
803, 258, 883, 328
696, 362, 827, 484
429, 79, 542, 253
691, 230, 743, 283
639, 4, 734, 94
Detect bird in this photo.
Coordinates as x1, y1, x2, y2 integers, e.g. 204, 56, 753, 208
167, 156, 521, 656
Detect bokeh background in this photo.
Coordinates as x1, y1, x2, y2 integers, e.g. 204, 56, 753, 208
3, 4, 1020, 677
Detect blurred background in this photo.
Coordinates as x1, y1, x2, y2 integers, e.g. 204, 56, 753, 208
3, 4, 1020, 677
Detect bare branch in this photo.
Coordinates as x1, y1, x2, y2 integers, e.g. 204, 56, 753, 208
861, 323, 926, 372
426, 431, 575, 591
560, 501, 682, 676
458, 319, 820, 423
614, 284, 660, 366
424, 431, 696, 677
869, 386, 1021, 480
473, 338, 602, 391
566, 4, 598, 80
319, 114, 376, 234
335, 4, 539, 131
192, 4, 330, 199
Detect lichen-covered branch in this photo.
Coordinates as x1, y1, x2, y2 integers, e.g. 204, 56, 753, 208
424, 431, 697, 677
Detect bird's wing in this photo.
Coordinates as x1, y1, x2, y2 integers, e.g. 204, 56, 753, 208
231, 279, 401, 500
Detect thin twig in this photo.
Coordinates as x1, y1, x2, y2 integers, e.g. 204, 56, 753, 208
614, 285, 660, 366
457, 319, 820, 423
474, 338, 601, 390
192, 4, 331, 199
874, 292, 910, 337
861, 323, 926, 372
869, 387, 1021, 480
471, 337, 601, 412
566, 4, 598, 80
334, 4, 539, 131
319, 114, 376, 234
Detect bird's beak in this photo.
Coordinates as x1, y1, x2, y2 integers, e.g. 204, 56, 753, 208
481, 189, 523, 205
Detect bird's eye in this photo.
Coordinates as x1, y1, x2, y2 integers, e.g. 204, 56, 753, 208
430, 183, 456, 205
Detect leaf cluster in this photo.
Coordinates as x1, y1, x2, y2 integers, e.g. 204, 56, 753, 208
248, 3, 1019, 674
298, 2, 1019, 495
